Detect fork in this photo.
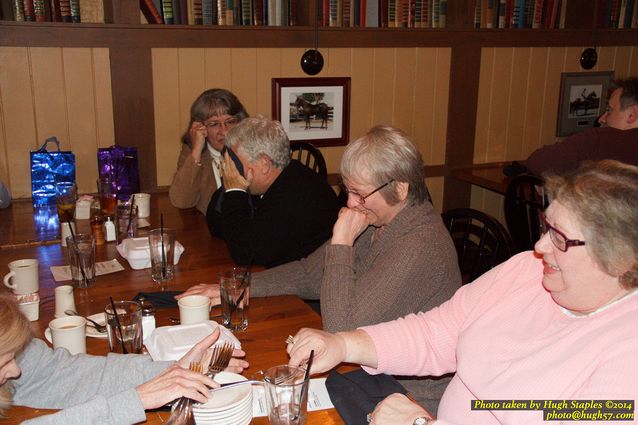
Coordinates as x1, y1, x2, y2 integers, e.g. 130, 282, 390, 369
165, 362, 202, 425
206, 342, 235, 378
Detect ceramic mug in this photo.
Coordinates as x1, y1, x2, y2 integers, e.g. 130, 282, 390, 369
3, 259, 39, 295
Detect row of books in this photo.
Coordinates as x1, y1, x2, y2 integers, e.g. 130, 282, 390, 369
320, 1, 447, 28
473, 0, 567, 29
0, 0, 104, 23
141, 0, 298, 26
597, 0, 638, 29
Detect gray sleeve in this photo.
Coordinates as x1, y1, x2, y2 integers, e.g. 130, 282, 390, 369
14, 339, 172, 425
251, 241, 328, 300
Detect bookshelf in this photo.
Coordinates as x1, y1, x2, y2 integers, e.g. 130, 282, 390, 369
0, 0, 636, 210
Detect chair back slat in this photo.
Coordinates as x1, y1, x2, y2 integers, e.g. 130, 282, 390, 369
290, 141, 328, 180
504, 174, 548, 253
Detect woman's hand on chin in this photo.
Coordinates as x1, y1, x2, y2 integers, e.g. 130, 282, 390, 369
331, 207, 370, 246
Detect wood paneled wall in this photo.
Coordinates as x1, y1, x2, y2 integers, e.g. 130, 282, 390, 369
0, 47, 114, 198
151, 47, 451, 209
471, 45, 638, 222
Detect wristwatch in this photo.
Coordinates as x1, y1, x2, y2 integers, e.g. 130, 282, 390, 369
414, 417, 433, 425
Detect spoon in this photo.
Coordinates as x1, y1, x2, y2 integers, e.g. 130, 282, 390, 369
65, 310, 107, 333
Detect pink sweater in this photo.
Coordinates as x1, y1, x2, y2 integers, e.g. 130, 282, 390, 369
362, 252, 638, 424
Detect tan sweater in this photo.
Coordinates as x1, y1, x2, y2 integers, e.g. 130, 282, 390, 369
168, 143, 219, 215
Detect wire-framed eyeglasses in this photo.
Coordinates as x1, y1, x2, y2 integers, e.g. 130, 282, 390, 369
204, 116, 240, 130
344, 180, 394, 205
539, 212, 586, 252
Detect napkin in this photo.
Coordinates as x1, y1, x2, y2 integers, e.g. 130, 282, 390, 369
133, 291, 183, 308
325, 369, 408, 425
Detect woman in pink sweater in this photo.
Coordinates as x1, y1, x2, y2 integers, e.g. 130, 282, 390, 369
288, 160, 638, 425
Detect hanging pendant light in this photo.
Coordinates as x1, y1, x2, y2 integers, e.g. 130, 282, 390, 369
301, 0, 324, 75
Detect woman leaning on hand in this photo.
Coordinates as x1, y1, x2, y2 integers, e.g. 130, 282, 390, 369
169, 88, 248, 214
0, 294, 247, 424
287, 160, 638, 425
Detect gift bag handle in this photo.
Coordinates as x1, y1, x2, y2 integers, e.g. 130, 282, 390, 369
37, 137, 61, 153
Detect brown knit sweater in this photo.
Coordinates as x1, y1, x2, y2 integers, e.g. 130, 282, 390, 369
251, 201, 462, 332
169, 143, 219, 215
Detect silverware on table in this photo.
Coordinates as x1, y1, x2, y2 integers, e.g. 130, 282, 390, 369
65, 310, 107, 333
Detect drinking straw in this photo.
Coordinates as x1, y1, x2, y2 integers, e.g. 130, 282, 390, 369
295, 349, 314, 419
64, 211, 87, 284
160, 213, 167, 279
126, 194, 136, 236
109, 297, 128, 354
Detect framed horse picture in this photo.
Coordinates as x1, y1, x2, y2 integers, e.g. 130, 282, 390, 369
272, 77, 351, 147
556, 71, 613, 137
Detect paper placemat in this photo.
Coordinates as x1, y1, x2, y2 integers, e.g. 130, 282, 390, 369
50, 259, 125, 282
251, 378, 334, 417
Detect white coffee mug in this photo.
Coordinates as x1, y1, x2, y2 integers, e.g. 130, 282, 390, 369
16, 293, 40, 322
49, 316, 87, 355
178, 295, 211, 325
133, 193, 151, 218
3, 259, 39, 295
54, 285, 76, 318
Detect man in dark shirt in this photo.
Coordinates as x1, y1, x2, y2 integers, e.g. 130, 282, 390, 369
527, 77, 638, 176
206, 116, 340, 268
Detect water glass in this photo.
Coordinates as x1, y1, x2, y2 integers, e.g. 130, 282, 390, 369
66, 234, 96, 288
219, 267, 251, 332
264, 365, 308, 425
98, 177, 117, 217
104, 300, 143, 354
116, 203, 138, 244
148, 228, 175, 283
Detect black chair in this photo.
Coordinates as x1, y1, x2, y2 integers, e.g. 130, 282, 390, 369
290, 141, 327, 180
442, 208, 516, 284
504, 174, 548, 253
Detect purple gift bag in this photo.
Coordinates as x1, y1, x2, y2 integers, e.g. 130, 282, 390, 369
97, 146, 140, 200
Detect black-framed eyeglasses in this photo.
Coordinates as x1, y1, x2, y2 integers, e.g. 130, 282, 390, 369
204, 116, 240, 130
344, 180, 394, 205
539, 212, 586, 252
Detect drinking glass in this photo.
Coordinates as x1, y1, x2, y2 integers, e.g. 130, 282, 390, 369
104, 301, 143, 354
263, 365, 308, 425
66, 234, 96, 288
98, 177, 117, 217
219, 267, 250, 332
116, 203, 138, 244
148, 228, 175, 283
55, 182, 77, 222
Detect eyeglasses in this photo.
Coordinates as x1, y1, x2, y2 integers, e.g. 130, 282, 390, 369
538, 212, 586, 252
344, 180, 394, 205
204, 117, 240, 130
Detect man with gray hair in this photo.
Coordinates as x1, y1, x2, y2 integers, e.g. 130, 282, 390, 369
206, 116, 340, 268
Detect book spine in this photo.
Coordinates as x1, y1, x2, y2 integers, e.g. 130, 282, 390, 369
366, 0, 378, 26
33, 0, 45, 21
611, 0, 619, 27
408, 0, 415, 27
632, 0, 638, 27
343, 0, 350, 26
474, 0, 480, 26
171, 0, 180, 23
414, 0, 421, 26
12, 0, 25, 20
141, 0, 164, 23
624, 0, 634, 27
438, 0, 445, 26
59, 0, 70, 20
252, 0, 262, 24
423, 0, 430, 27
498, 0, 506, 27
359, 0, 366, 25
161, 0, 174, 23
240, 0, 248, 24
202, 0, 212, 23
22, 0, 34, 20
387, 0, 395, 26
69, 0, 79, 21
431, 0, 439, 28
532, 0, 543, 28
618, 0, 627, 28
49, 0, 61, 20
192, 0, 202, 23
288, 0, 296, 25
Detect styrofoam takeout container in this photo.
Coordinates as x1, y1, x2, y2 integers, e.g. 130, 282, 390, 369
145, 321, 241, 361
116, 237, 184, 270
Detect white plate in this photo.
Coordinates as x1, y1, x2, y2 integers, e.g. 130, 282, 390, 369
194, 409, 251, 425
193, 371, 251, 412
44, 313, 108, 343
145, 321, 241, 361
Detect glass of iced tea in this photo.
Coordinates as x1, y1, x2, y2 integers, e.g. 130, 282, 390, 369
98, 177, 117, 217
55, 182, 77, 222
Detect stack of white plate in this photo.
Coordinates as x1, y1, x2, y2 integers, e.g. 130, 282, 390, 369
193, 371, 253, 425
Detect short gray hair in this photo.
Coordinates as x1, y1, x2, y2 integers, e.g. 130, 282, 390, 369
340, 125, 429, 205
545, 160, 638, 288
225, 116, 291, 169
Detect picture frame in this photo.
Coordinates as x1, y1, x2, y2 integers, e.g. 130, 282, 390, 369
272, 77, 351, 147
556, 71, 614, 137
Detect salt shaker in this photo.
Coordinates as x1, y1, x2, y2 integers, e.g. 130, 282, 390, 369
104, 217, 116, 242
139, 298, 156, 341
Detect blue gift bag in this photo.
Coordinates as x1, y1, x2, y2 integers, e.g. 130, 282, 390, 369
30, 137, 76, 207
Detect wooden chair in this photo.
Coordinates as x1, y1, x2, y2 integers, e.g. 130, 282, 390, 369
442, 208, 516, 284
290, 141, 327, 180
504, 174, 548, 253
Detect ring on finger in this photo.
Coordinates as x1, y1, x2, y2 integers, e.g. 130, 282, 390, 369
285, 335, 295, 345
366, 412, 372, 423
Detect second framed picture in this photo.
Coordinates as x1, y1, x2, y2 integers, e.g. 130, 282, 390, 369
272, 77, 351, 147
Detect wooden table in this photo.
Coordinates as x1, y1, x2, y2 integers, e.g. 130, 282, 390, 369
0, 193, 344, 424
451, 161, 515, 195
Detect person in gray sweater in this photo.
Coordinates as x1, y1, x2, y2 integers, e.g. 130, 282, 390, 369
179, 125, 462, 414
0, 294, 248, 424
